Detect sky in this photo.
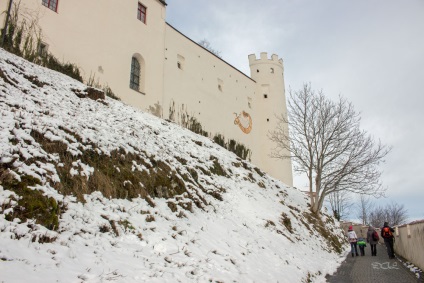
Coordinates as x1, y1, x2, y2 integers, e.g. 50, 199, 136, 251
0, 48, 346, 282
165, 0, 424, 221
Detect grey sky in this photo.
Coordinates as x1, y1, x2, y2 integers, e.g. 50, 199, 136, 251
166, 0, 424, 221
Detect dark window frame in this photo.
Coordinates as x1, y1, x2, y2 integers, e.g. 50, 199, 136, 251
130, 57, 141, 91
42, 0, 58, 12
137, 3, 147, 24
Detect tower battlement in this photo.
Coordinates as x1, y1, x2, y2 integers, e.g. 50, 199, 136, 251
248, 52, 283, 66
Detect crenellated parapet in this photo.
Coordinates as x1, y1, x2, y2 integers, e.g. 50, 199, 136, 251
248, 52, 283, 65
248, 52, 284, 79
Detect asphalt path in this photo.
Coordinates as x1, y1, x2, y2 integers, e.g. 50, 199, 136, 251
326, 243, 422, 283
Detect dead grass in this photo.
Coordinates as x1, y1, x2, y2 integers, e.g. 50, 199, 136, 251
0, 166, 62, 231
303, 212, 343, 254
281, 212, 293, 233
30, 130, 189, 203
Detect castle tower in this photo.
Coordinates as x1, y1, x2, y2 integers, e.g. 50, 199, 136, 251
248, 52, 293, 186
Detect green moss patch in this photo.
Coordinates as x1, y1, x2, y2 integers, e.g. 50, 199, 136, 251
2, 174, 61, 231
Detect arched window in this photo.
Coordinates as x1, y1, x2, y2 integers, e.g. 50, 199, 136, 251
130, 56, 141, 91
129, 54, 146, 94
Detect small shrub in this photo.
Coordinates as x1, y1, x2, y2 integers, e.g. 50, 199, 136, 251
2, 3, 83, 82
32, 233, 57, 244
2, 174, 61, 231
281, 212, 293, 234
146, 215, 155, 222
178, 201, 193, 212
104, 86, 120, 100
167, 201, 178, 212
303, 212, 343, 254
265, 220, 276, 228
109, 220, 119, 236
176, 211, 186, 218
288, 205, 301, 213
119, 219, 135, 231
253, 167, 265, 177
209, 156, 227, 177
99, 224, 110, 233
213, 134, 225, 147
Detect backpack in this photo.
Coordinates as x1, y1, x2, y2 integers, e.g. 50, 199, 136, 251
372, 230, 379, 241
382, 227, 393, 238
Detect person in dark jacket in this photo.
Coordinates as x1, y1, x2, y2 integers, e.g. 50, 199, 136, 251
366, 225, 379, 256
381, 221, 395, 259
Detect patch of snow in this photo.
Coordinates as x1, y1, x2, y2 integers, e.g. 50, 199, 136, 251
0, 49, 349, 282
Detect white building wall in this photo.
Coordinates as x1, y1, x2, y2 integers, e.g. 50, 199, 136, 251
1, 0, 293, 186
5, 0, 167, 111
163, 24, 256, 151
249, 53, 293, 185
163, 26, 292, 185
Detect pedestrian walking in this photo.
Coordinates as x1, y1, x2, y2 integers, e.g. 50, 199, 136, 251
347, 225, 359, 257
357, 237, 367, 256
366, 225, 379, 256
381, 221, 395, 259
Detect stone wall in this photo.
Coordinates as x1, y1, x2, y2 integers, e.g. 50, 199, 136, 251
393, 220, 424, 270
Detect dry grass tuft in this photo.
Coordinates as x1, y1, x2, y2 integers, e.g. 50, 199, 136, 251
29, 130, 189, 203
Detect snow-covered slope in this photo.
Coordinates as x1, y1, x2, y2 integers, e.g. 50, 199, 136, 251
0, 49, 347, 282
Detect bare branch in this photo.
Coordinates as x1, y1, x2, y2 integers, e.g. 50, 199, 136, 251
269, 83, 391, 214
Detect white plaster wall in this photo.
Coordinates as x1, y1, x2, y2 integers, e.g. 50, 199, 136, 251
12, 0, 167, 112
249, 53, 293, 185
394, 221, 424, 270
3, 0, 293, 186
163, 24, 256, 148
163, 27, 292, 185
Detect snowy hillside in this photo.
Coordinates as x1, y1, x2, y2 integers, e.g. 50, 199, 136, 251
0, 49, 347, 282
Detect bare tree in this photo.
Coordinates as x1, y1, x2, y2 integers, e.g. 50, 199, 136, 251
198, 39, 222, 58
369, 202, 408, 227
368, 206, 387, 228
387, 202, 409, 225
269, 83, 391, 214
327, 190, 353, 221
356, 194, 374, 225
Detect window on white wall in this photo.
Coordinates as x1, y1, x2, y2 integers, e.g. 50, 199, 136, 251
137, 2, 147, 24
177, 54, 185, 70
130, 57, 141, 91
42, 0, 58, 12
218, 79, 223, 92
130, 55, 146, 93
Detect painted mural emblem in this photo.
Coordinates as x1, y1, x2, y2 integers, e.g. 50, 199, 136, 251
234, 111, 252, 134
